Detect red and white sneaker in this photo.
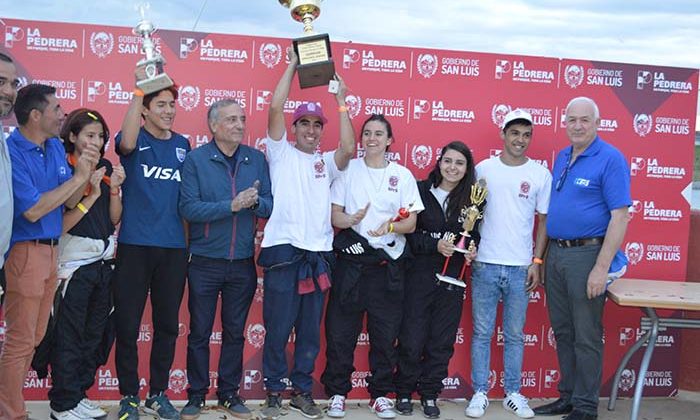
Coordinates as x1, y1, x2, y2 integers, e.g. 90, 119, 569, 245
327, 395, 346, 418
370, 397, 397, 419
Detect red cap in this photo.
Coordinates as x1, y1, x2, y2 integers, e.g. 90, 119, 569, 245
292, 102, 328, 125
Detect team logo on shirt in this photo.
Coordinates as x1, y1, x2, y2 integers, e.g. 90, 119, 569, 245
168, 369, 188, 393
519, 181, 530, 199
314, 159, 326, 179
175, 147, 187, 163
416, 53, 438, 78
388, 175, 399, 192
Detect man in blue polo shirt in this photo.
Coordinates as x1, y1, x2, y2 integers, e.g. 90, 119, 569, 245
533, 97, 630, 420
178, 99, 272, 419
0, 84, 99, 420
113, 84, 190, 420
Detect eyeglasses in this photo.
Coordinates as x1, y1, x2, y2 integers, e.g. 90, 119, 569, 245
555, 153, 572, 191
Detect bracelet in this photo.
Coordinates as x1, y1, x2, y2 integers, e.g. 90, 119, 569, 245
532, 257, 544, 265
338, 105, 348, 113
76, 202, 88, 214
388, 223, 395, 233
133, 88, 145, 97
110, 189, 121, 196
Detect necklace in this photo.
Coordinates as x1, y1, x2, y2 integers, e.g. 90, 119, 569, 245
364, 158, 388, 194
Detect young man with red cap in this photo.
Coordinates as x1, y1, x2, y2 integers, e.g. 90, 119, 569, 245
258, 48, 354, 419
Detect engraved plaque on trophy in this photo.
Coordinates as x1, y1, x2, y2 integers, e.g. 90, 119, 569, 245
279, 0, 336, 89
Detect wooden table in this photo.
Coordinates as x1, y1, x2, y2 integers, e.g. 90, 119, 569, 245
607, 279, 700, 420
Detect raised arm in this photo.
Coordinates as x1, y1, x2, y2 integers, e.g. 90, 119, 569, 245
334, 74, 355, 171
268, 48, 298, 141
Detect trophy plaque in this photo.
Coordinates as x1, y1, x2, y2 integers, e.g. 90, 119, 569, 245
435, 179, 488, 288
133, 2, 174, 94
279, 0, 335, 89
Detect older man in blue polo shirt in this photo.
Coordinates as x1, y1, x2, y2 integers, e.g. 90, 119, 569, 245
0, 84, 99, 420
533, 97, 630, 420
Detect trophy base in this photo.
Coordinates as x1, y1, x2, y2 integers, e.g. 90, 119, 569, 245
293, 33, 335, 89
435, 273, 466, 288
137, 73, 174, 95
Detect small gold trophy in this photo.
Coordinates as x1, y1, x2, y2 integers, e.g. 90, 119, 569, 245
133, 2, 174, 94
435, 179, 488, 288
278, 0, 335, 89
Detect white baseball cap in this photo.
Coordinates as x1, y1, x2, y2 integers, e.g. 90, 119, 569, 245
502, 109, 533, 128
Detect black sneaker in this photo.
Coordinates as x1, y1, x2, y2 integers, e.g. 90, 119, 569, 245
396, 397, 413, 415
420, 399, 440, 419
290, 392, 323, 419
219, 394, 252, 419
180, 396, 205, 420
260, 393, 283, 420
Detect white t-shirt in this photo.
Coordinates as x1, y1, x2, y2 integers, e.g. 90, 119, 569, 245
261, 132, 341, 252
331, 158, 424, 260
475, 157, 552, 266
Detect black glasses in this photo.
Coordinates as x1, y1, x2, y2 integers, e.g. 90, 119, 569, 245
555, 153, 572, 191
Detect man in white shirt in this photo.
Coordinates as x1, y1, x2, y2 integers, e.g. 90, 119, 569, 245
0, 52, 19, 305
465, 110, 552, 419
257, 48, 354, 420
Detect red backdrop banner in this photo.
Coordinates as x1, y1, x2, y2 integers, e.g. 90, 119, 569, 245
1, 17, 697, 401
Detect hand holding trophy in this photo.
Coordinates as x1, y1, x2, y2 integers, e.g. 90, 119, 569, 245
278, 0, 335, 89
435, 179, 488, 288
133, 2, 174, 94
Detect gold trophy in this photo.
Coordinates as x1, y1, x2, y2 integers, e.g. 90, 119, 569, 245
278, 0, 336, 89
435, 179, 488, 288
133, 2, 174, 94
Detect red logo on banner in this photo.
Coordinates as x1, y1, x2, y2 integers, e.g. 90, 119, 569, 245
564, 64, 584, 88
178, 85, 201, 111
179, 37, 199, 59
491, 104, 512, 127
625, 242, 645, 265
416, 53, 438, 78
411, 145, 433, 169
89, 31, 114, 58
259, 43, 282, 69
344, 94, 362, 119
619, 369, 636, 392
168, 369, 188, 394
4, 26, 24, 48
246, 323, 266, 349
633, 113, 653, 137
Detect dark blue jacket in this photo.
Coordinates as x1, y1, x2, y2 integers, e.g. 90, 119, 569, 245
179, 141, 272, 260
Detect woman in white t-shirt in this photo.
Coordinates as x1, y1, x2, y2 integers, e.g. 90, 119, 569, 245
394, 141, 480, 418
321, 115, 424, 420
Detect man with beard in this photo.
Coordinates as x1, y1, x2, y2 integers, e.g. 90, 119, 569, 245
0, 52, 19, 305
0, 83, 99, 420
113, 83, 189, 420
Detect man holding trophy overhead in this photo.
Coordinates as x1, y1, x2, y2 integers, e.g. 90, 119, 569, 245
257, 2, 354, 419
112, 5, 189, 420
465, 110, 551, 419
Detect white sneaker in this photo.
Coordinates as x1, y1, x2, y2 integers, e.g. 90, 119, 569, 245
464, 392, 489, 418
77, 398, 107, 418
327, 395, 346, 418
502, 393, 534, 418
50, 408, 93, 420
370, 397, 397, 419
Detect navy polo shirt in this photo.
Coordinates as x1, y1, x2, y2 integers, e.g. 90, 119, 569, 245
7, 129, 71, 245
547, 137, 631, 240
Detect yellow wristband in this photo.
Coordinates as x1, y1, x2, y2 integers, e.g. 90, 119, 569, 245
388, 223, 395, 233
532, 257, 544, 265
77, 202, 88, 214
338, 105, 348, 113
133, 88, 145, 97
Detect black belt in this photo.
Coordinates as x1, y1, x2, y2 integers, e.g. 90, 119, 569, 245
553, 237, 603, 248
34, 238, 59, 246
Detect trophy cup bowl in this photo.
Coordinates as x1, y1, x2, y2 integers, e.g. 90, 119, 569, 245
132, 2, 174, 94
278, 0, 335, 89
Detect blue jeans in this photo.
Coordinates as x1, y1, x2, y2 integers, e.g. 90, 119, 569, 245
470, 261, 529, 394
186, 255, 256, 398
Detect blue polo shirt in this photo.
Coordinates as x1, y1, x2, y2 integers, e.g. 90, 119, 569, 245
7, 129, 71, 245
547, 137, 631, 240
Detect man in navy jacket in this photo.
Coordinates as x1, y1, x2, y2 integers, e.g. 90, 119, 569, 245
179, 99, 272, 419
